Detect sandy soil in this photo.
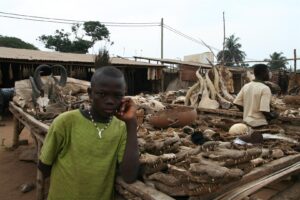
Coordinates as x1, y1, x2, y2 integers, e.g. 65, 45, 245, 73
0, 114, 36, 200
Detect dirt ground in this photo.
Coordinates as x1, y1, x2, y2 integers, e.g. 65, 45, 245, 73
0, 114, 36, 200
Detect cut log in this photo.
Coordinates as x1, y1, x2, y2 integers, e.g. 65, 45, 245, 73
116, 177, 175, 200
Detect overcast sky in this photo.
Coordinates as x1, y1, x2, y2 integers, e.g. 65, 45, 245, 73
0, 0, 299, 68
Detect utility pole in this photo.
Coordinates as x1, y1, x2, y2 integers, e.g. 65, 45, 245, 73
161, 18, 164, 59
294, 49, 297, 73
222, 12, 226, 66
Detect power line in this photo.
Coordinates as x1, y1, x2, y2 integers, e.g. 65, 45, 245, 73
0, 11, 160, 25
0, 11, 83, 23
164, 24, 222, 52
0, 10, 261, 61
0, 14, 160, 27
0, 14, 75, 24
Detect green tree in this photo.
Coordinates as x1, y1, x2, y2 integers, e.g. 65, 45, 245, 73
217, 34, 246, 66
0, 35, 38, 50
39, 21, 110, 53
266, 52, 288, 70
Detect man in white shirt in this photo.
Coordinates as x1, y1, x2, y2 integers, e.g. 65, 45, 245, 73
234, 64, 278, 127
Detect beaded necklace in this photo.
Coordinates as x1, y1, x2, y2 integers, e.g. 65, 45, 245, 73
88, 110, 112, 139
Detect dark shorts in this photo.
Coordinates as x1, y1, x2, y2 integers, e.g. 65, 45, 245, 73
0, 88, 14, 114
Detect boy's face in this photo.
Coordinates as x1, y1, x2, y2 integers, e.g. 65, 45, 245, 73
89, 75, 125, 118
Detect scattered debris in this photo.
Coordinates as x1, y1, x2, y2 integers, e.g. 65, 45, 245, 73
20, 183, 35, 193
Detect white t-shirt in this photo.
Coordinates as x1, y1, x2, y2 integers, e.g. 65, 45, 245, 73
234, 81, 272, 127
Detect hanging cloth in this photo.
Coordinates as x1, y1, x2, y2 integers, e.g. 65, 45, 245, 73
0, 65, 3, 85
147, 68, 151, 80
9, 63, 13, 80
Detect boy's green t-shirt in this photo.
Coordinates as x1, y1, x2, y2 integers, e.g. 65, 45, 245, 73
40, 109, 127, 200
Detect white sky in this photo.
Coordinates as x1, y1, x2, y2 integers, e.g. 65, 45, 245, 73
0, 0, 299, 68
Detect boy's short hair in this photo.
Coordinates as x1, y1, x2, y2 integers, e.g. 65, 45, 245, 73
91, 66, 124, 86
253, 64, 269, 77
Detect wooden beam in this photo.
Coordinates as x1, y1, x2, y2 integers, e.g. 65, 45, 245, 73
199, 154, 300, 200
294, 49, 297, 74
116, 177, 175, 200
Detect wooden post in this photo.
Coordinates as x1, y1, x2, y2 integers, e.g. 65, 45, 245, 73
36, 137, 45, 200
294, 49, 297, 74
222, 12, 226, 65
12, 117, 24, 148
161, 69, 164, 92
161, 18, 164, 59
70, 65, 73, 77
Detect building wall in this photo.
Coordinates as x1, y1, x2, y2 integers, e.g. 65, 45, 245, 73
183, 52, 214, 64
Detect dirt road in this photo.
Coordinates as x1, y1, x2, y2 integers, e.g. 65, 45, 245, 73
0, 115, 36, 200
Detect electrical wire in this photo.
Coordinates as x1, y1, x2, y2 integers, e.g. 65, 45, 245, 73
164, 24, 221, 52
0, 11, 160, 25
0, 14, 75, 24
0, 10, 263, 61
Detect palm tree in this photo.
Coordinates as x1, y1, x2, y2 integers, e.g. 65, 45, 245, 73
266, 52, 288, 70
217, 34, 246, 67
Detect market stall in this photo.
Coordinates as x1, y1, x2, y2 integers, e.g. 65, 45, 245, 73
8, 64, 300, 200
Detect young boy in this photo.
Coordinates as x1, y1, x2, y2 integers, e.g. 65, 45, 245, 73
234, 64, 278, 127
38, 66, 139, 200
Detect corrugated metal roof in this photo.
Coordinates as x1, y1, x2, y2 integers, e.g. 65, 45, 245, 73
0, 47, 165, 67
135, 56, 246, 73
134, 56, 212, 68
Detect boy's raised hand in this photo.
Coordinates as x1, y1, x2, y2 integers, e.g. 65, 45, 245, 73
115, 97, 137, 123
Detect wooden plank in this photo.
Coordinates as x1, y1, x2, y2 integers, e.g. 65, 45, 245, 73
9, 102, 49, 133
36, 138, 45, 200
269, 179, 300, 200
198, 108, 243, 117
12, 117, 24, 147
198, 154, 300, 200
116, 177, 175, 200
215, 160, 300, 200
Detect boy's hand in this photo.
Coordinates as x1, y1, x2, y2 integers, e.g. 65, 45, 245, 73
115, 97, 137, 123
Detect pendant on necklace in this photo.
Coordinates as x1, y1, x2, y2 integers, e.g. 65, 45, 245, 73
98, 130, 103, 138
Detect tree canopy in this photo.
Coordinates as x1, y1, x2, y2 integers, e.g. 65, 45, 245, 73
266, 52, 288, 70
38, 21, 110, 53
0, 35, 38, 50
217, 34, 246, 67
